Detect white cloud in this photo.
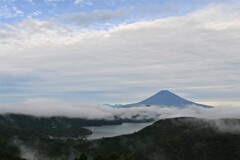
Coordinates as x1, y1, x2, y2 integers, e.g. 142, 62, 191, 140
0, 5, 24, 18
74, 0, 92, 6
44, 0, 66, 6
0, 98, 240, 120
0, 3, 240, 103
63, 9, 126, 26
0, 99, 113, 119
28, 11, 42, 18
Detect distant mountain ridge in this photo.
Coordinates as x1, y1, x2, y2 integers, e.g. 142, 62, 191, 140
123, 90, 213, 108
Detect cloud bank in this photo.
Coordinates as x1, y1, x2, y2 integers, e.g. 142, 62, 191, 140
0, 99, 240, 120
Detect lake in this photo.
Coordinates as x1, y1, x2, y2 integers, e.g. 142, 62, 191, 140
85, 122, 153, 140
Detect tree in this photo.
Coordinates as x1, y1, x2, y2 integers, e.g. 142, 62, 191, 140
93, 154, 105, 160
108, 153, 129, 160
75, 153, 88, 160
108, 153, 120, 160
119, 154, 129, 160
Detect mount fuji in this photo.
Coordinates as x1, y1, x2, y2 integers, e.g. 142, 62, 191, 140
122, 90, 213, 108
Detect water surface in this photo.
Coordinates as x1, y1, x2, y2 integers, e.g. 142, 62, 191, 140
85, 122, 153, 140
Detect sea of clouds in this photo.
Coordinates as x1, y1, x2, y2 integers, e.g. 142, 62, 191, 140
0, 98, 239, 120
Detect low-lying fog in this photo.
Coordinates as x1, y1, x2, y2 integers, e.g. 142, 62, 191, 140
0, 98, 240, 120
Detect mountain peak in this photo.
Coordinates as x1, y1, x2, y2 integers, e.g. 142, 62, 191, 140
137, 90, 213, 108
157, 90, 175, 95
158, 90, 171, 93
160, 90, 170, 92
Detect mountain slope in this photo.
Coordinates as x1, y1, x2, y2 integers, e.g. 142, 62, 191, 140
91, 117, 240, 160
124, 90, 213, 108
0, 114, 92, 138
139, 90, 212, 107
0, 113, 144, 140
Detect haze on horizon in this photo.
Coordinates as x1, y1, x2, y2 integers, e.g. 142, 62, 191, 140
0, 0, 240, 106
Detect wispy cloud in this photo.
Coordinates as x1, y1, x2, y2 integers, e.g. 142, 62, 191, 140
28, 11, 42, 18
0, 5, 24, 19
74, 0, 92, 6
63, 9, 127, 26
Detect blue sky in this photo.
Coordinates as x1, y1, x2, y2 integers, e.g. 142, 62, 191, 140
0, 0, 240, 106
0, 0, 231, 26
